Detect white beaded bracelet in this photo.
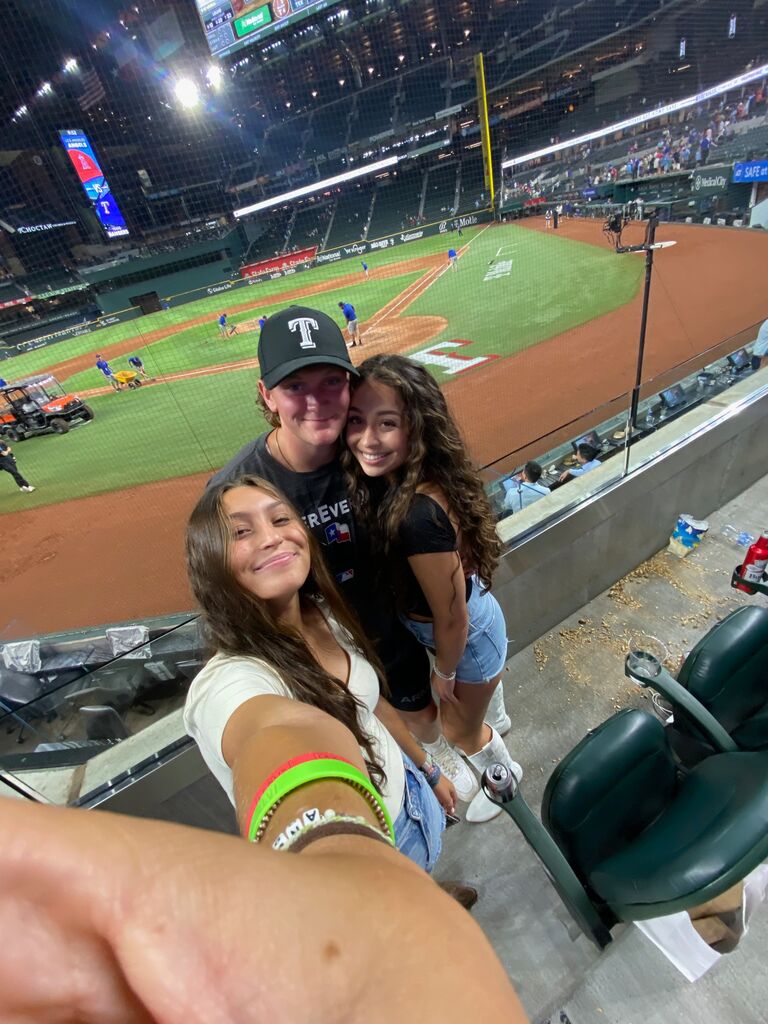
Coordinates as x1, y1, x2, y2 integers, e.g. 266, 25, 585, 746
432, 663, 457, 682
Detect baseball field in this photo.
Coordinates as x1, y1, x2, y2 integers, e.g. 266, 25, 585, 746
2, 217, 767, 637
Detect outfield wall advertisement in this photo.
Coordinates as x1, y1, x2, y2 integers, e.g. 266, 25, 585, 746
240, 245, 317, 279
315, 213, 491, 267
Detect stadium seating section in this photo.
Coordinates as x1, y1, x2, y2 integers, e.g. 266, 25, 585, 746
423, 162, 459, 222
367, 167, 425, 239
325, 183, 375, 249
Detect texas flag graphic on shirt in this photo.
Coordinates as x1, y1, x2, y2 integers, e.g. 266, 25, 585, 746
325, 521, 351, 544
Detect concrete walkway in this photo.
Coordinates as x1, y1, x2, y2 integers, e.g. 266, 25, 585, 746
435, 473, 768, 1023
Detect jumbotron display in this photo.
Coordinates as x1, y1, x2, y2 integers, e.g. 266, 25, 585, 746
59, 130, 129, 239
196, 0, 344, 60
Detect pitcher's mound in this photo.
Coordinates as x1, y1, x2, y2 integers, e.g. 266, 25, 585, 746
356, 315, 447, 355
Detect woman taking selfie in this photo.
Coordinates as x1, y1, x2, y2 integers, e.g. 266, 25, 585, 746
183, 475, 463, 875
343, 354, 522, 823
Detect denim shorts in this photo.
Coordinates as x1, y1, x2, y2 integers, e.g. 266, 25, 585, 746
400, 579, 509, 683
393, 753, 445, 873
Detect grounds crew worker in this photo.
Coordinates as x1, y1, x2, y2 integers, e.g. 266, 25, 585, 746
0, 439, 35, 493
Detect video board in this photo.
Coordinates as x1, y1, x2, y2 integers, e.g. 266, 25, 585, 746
59, 130, 129, 239
195, 0, 344, 60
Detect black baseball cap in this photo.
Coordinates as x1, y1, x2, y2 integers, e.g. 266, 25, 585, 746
258, 305, 359, 388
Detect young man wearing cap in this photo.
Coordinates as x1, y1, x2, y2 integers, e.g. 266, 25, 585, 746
208, 306, 480, 800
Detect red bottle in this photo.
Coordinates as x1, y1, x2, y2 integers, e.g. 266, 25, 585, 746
735, 530, 768, 594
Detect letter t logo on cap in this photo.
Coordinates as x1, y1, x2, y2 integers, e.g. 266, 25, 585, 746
288, 317, 319, 349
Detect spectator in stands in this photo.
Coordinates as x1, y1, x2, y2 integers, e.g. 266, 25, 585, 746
344, 354, 522, 826
0, 439, 35, 493
751, 318, 768, 371
184, 476, 459, 873
503, 461, 550, 513
558, 443, 601, 483
206, 307, 479, 815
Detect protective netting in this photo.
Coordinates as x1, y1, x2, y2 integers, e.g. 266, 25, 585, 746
0, 0, 765, 636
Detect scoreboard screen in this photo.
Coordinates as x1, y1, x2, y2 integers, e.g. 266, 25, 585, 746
196, 0, 344, 60
59, 130, 129, 239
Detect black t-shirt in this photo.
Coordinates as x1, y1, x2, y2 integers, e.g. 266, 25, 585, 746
208, 435, 403, 653
209, 434, 359, 592
397, 493, 472, 618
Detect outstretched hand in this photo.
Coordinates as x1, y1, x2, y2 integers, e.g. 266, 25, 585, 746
0, 799, 526, 1024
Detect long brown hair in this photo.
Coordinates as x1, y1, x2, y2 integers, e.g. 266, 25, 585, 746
342, 354, 501, 589
186, 475, 386, 788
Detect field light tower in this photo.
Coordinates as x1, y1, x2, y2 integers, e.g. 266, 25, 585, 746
206, 65, 223, 89
174, 78, 200, 109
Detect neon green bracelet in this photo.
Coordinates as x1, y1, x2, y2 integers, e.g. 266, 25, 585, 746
247, 758, 394, 845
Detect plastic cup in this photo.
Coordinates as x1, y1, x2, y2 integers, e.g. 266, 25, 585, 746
626, 635, 669, 682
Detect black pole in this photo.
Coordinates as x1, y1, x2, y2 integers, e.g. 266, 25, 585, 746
619, 209, 659, 474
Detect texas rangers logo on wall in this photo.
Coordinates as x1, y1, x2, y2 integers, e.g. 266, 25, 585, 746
288, 316, 319, 349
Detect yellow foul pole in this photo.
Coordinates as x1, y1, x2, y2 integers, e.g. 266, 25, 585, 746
474, 52, 495, 210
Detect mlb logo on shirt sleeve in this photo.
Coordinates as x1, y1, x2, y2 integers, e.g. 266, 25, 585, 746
325, 521, 351, 544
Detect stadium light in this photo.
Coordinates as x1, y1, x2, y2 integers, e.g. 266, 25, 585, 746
234, 156, 399, 218
15, 105, 28, 118
36, 81, 53, 97
206, 65, 223, 89
174, 78, 200, 109
502, 61, 768, 170
63, 58, 78, 74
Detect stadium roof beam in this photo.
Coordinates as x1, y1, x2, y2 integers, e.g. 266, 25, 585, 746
501, 62, 768, 170
233, 156, 399, 218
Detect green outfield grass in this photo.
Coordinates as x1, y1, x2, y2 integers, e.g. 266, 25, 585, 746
60, 268, 425, 392
0, 222, 643, 510
5, 227, 482, 383
0, 370, 268, 511
402, 222, 644, 377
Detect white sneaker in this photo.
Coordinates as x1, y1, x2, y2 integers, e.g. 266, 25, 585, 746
462, 728, 523, 824
21, 485, 35, 492
484, 681, 511, 736
423, 734, 479, 803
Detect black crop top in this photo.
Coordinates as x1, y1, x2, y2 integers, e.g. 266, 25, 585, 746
397, 493, 473, 618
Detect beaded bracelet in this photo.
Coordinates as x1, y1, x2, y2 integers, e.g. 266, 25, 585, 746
247, 757, 395, 846
432, 664, 457, 682
270, 808, 395, 852
421, 761, 442, 788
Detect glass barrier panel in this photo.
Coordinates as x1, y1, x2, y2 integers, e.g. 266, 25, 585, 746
0, 616, 204, 806
483, 392, 632, 547
626, 318, 768, 475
